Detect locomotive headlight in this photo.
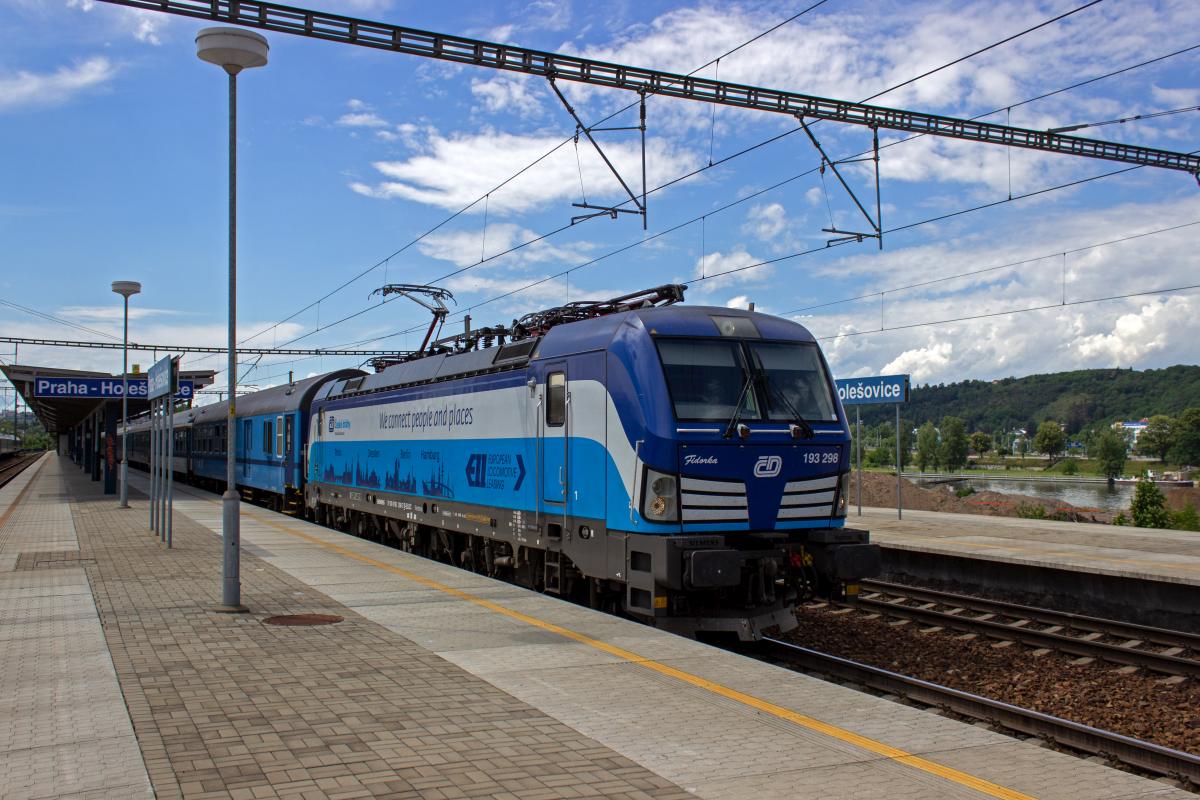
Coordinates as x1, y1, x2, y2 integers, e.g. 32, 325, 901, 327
837, 472, 849, 516
642, 469, 678, 522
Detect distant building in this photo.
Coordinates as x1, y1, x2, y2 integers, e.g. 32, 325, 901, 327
1114, 419, 1148, 445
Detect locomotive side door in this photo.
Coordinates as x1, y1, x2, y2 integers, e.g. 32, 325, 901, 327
539, 365, 569, 509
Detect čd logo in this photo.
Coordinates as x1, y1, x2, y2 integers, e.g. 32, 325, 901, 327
753, 455, 782, 478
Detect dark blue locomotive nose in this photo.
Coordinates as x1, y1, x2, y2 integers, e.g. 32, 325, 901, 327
678, 442, 844, 530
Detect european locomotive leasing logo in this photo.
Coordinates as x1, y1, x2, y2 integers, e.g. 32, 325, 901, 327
753, 455, 782, 478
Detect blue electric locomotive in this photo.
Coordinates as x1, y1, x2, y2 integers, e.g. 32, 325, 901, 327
305, 285, 880, 639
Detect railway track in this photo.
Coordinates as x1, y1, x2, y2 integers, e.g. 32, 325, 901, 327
0, 452, 41, 491
842, 580, 1200, 679
760, 636, 1200, 785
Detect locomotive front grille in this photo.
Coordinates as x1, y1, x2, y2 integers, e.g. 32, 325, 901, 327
778, 475, 837, 520
680, 476, 748, 522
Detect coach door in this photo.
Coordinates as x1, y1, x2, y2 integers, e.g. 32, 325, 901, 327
241, 419, 252, 478
540, 366, 569, 509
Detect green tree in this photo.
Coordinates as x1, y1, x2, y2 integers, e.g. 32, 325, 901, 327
970, 431, 992, 456
916, 422, 939, 472
1033, 421, 1066, 465
1168, 408, 1200, 466
1136, 415, 1176, 463
1130, 477, 1169, 528
939, 416, 968, 471
1088, 427, 1127, 483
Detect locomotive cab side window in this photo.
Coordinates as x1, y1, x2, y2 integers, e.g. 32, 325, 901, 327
546, 372, 566, 426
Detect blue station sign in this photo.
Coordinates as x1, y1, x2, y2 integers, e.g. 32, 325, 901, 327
147, 356, 175, 400
33, 376, 194, 400
835, 374, 910, 406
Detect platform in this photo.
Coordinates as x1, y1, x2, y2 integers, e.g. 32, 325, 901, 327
856, 507, 1200, 630
2, 455, 1191, 800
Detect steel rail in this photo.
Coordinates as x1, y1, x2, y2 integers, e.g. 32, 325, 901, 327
862, 580, 1200, 651
760, 637, 1200, 784
0, 453, 42, 491
95, 0, 1200, 177
0, 336, 404, 357
850, 582, 1200, 678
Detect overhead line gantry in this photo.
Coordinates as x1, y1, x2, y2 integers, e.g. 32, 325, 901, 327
0, 336, 406, 357
98, 0, 1200, 179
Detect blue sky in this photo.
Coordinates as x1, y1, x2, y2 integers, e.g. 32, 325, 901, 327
1, 0, 1197, 406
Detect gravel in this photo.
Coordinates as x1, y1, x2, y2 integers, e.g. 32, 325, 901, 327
850, 472, 1115, 523
784, 603, 1200, 754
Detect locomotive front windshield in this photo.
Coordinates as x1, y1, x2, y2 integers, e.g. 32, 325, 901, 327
656, 338, 837, 423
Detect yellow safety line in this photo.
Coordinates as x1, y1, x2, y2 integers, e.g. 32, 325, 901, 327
236, 508, 1037, 800
0, 456, 47, 532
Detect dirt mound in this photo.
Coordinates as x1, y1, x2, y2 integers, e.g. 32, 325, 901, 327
848, 472, 1112, 523
1165, 485, 1200, 513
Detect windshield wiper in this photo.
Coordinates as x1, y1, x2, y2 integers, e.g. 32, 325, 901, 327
752, 354, 814, 439
722, 370, 756, 439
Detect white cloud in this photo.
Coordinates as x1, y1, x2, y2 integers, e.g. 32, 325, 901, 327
1150, 85, 1200, 107
470, 76, 544, 118
805, 197, 1200, 383
337, 111, 389, 128
0, 313, 307, 378
0, 57, 117, 113
67, 1, 167, 45
1073, 296, 1192, 364
741, 202, 807, 253
485, 24, 516, 42
351, 128, 698, 215
691, 249, 773, 293
563, 0, 1197, 187
57, 305, 175, 323
418, 222, 594, 268
523, 0, 572, 32
881, 341, 954, 384
743, 203, 786, 240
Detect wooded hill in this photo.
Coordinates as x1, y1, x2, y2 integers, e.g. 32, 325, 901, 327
849, 365, 1200, 434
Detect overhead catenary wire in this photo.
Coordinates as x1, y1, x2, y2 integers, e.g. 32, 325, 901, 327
817, 282, 1200, 341
231, 0, 833, 352
217, 213, 1200, 391
784, 219, 1200, 315
229, 20, 1195, 385
254, 0, 1115, 360
0, 298, 123, 343
238, 78, 1200, 379
1048, 103, 1200, 134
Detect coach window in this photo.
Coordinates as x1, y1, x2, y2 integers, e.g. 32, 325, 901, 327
276, 416, 284, 457
546, 372, 566, 426
263, 420, 274, 455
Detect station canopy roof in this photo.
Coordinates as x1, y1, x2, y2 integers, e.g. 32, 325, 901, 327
1, 363, 216, 436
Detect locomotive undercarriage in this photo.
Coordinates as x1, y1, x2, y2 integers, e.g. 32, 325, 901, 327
304, 481, 881, 641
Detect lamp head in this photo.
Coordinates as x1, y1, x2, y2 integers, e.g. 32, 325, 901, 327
196, 27, 269, 75
111, 281, 141, 298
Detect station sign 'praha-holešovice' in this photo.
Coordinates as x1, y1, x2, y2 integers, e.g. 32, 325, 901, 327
835, 374, 910, 406
33, 377, 194, 400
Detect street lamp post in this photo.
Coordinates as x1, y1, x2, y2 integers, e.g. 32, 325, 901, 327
111, 281, 141, 508
197, 27, 268, 612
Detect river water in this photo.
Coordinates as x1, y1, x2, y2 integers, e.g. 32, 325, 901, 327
920, 477, 1135, 512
